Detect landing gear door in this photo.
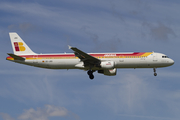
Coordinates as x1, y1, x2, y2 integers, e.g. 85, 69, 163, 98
153, 53, 158, 62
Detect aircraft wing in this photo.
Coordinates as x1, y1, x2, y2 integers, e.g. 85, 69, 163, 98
68, 46, 101, 67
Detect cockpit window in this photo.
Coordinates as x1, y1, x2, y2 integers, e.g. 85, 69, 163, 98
162, 56, 169, 58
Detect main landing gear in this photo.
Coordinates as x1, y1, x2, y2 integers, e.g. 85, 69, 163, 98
87, 70, 94, 80
153, 68, 157, 76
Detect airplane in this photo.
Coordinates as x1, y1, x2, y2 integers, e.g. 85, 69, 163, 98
6, 33, 174, 79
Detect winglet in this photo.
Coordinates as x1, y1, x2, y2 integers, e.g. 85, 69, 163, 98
68, 45, 72, 49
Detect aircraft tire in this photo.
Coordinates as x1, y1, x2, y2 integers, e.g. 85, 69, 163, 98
87, 70, 94, 79
89, 74, 94, 79
154, 73, 157, 76
87, 70, 92, 75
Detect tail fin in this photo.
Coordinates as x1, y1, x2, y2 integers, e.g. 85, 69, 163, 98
9, 32, 36, 55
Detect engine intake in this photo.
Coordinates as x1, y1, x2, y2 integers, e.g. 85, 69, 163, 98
98, 68, 117, 76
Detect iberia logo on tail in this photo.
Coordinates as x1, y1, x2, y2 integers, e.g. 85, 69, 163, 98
14, 42, 26, 51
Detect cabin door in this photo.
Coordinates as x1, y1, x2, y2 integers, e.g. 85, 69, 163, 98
153, 53, 158, 62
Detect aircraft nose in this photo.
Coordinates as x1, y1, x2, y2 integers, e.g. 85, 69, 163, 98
169, 59, 174, 65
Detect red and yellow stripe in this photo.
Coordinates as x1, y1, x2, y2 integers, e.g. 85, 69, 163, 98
6, 52, 153, 61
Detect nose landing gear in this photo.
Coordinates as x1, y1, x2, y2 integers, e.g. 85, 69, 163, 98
153, 68, 157, 76
87, 70, 94, 80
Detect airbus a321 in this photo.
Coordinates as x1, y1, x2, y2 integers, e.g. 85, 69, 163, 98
6, 33, 174, 79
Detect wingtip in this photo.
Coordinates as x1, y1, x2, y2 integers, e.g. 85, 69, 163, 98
68, 45, 72, 49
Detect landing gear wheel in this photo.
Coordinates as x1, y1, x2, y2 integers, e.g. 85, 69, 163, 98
89, 74, 94, 79
154, 73, 157, 76
153, 68, 157, 76
87, 70, 94, 80
87, 70, 92, 75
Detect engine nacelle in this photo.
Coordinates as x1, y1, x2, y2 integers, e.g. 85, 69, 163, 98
100, 61, 115, 69
98, 68, 117, 76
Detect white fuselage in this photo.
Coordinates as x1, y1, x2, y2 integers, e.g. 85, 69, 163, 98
9, 52, 174, 70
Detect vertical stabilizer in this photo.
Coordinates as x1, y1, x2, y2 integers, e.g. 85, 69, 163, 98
9, 32, 36, 55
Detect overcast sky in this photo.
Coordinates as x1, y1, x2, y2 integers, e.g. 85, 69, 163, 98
0, 0, 180, 120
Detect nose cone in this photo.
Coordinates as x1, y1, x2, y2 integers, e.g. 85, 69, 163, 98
169, 58, 174, 66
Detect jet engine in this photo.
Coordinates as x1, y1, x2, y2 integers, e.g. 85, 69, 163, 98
98, 68, 117, 76
100, 61, 115, 69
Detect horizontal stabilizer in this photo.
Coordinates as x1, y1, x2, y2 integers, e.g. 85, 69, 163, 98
7, 53, 25, 60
